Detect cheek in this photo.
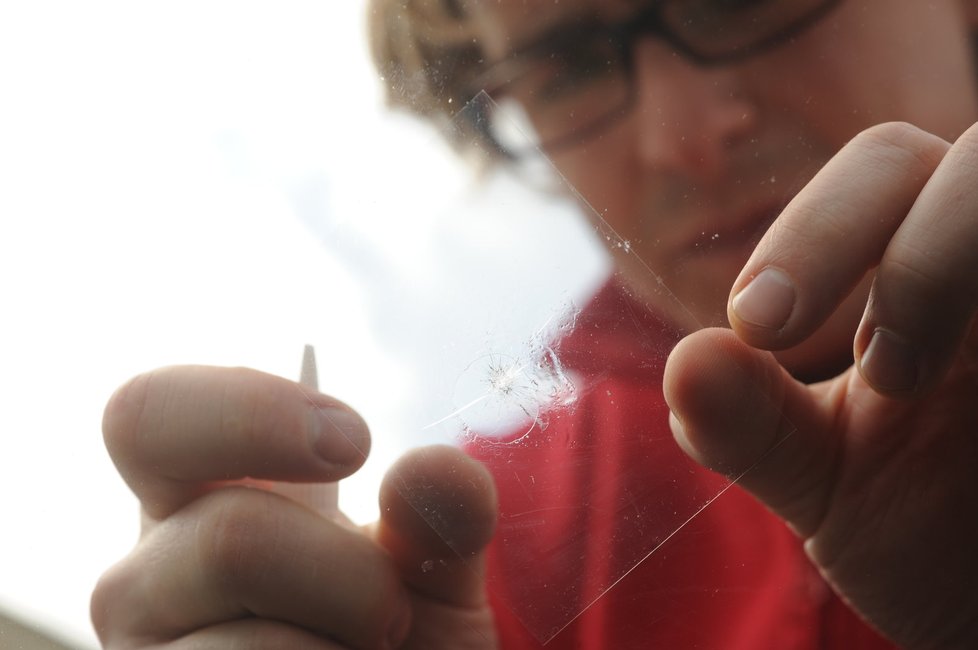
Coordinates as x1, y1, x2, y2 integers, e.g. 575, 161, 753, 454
550, 141, 632, 215
756, 6, 978, 146
741, 46, 869, 152
550, 137, 749, 323
549, 137, 646, 254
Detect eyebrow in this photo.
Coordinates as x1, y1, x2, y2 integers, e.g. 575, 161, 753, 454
502, 0, 657, 61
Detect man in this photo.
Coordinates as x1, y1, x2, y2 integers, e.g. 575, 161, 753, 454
92, 1, 978, 648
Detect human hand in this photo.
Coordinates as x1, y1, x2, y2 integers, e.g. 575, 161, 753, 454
92, 366, 498, 649
664, 122, 978, 649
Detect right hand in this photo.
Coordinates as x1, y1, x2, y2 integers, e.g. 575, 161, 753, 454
91, 365, 499, 649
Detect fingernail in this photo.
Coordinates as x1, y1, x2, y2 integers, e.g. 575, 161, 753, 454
731, 267, 796, 331
308, 406, 369, 465
860, 328, 918, 393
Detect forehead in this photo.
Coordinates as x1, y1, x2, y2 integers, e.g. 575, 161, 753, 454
467, 0, 637, 58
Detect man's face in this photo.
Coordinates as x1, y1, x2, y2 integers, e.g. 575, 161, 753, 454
471, 0, 978, 373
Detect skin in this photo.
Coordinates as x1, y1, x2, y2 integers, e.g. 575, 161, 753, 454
475, 0, 978, 374
93, 1, 978, 648
93, 367, 498, 649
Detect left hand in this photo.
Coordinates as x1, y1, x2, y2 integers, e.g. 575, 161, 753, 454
664, 121, 978, 650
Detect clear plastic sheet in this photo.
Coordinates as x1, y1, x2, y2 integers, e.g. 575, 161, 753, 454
363, 92, 750, 643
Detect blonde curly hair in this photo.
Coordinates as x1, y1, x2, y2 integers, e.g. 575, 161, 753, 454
366, 0, 500, 158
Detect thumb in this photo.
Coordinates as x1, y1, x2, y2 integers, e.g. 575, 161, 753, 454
375, 445, 498, 607
663, 327, 840, 539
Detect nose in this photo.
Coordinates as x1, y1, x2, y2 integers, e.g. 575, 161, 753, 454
629, 39, 759, 179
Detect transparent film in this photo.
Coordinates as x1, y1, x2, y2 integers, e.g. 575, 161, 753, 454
377, 93, 760, 643
289, 92, 793, 645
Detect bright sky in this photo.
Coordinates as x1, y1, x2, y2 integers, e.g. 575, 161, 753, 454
0, 2, 608, 646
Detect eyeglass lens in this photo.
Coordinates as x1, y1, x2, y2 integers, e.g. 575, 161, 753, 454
483, 0, 836, 156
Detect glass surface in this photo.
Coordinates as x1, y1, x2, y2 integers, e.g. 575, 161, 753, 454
293, 92, 792, 643
0, 3, 812, 645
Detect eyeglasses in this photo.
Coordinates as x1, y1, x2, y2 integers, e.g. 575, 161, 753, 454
467, 0, 842, 159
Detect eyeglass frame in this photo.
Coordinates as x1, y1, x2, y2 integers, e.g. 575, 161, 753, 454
464, 0, 843, 160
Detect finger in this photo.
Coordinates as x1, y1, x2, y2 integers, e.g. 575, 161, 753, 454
855, 122, 978, 394
158, 619, 347, 650
376, 446, 497, 609
728, 122, 950, 350
91, 486, 410, 650
663, 328, 839, 538
102, 365, 370, 519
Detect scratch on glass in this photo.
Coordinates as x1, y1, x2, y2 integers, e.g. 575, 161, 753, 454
424, 303, 580, 442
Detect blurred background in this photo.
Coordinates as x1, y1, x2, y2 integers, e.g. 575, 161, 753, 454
0, 2, 608, 646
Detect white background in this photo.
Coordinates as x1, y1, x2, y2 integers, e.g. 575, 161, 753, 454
0, 2, 608, 646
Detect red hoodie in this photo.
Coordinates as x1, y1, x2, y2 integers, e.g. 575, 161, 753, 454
465, 280, 895, 649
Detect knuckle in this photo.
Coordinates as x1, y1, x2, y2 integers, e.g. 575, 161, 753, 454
869, 254, 975, 394
195, 488, 283, 593
770, 202, 843, 255
950, 121, 978, 162
941, 144, 978, 187
883, 246, 956, 300
851, 122, 948, 175
90, 559, 135, 645
873, 255, 971, 343
216, 367, 294, 453
855, 120, 923, 144
193, 488, 402, 647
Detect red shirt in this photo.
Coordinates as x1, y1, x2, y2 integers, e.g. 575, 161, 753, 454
466, 281, 895, 649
